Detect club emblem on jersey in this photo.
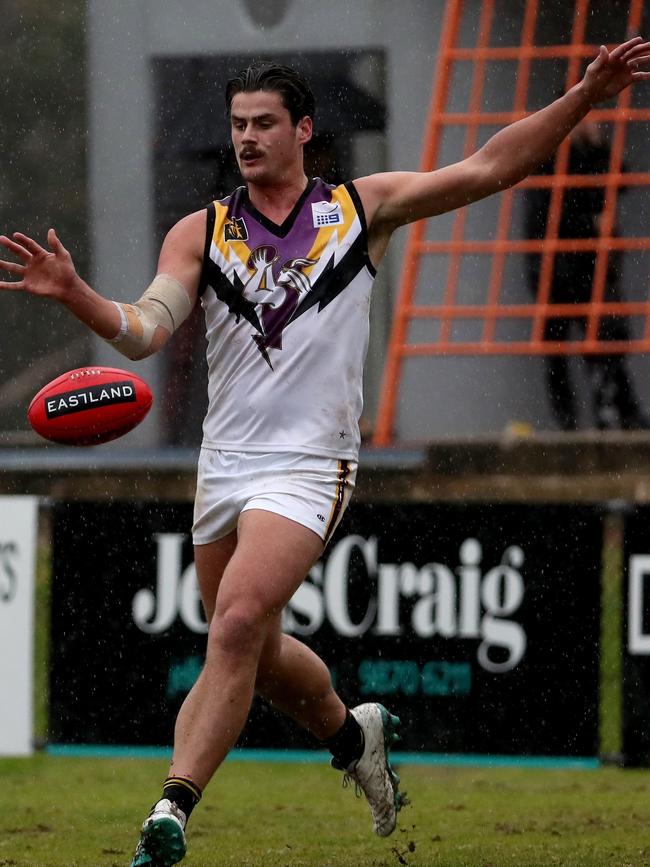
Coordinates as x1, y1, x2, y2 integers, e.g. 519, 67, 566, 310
241, 245, 316, 368
224, 217, 248, 242
203, 200, 369, 373
311, 201, 344, 227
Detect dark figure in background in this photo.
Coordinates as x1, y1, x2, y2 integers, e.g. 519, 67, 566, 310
525, 117, 648, 431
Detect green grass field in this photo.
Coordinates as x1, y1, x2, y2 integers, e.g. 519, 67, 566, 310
2, 756, 650, 866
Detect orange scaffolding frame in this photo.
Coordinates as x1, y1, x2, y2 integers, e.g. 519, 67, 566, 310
373, 0, 650, 445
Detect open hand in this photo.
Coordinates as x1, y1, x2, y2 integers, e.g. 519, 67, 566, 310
582, 36, 650, 104
0, 229, 78, 299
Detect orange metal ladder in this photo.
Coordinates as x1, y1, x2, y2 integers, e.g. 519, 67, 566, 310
373, 0, 650, 446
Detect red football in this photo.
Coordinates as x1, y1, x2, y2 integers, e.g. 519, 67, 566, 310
28, 366, 153, 446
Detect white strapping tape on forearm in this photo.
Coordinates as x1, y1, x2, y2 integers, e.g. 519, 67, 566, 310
107, 274, 193, 359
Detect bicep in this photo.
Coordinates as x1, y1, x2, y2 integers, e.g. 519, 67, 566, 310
360, 155, 496, 230
155, 210, 207, 306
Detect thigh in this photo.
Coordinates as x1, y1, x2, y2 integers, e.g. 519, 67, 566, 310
194, 451, 348, 624
194, 531, 238, 623
213, 509, 324, 624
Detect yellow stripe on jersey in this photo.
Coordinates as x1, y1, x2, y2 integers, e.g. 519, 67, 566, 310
302, 184, 360, 266
212, 202, 252, 268
210, 183, 361, 285
331, 184, 359, 238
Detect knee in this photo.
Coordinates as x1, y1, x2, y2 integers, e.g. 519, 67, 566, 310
208, 602, 269, 658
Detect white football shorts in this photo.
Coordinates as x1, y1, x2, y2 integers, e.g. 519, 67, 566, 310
192, 448, 357, 546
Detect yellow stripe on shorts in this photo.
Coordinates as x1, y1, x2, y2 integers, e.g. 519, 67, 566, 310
325, 460, 351, 543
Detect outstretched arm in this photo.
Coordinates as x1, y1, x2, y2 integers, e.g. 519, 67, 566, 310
357, 37, 650, 258
0, 229, 124, 338
0, 210, 205, 359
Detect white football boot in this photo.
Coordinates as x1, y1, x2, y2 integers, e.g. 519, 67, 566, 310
130, 798, 187, 867
335, 703, 404, 837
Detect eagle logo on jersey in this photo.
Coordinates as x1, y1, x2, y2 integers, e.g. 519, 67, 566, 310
203, 196, 369, 371
242, 245, 317, 367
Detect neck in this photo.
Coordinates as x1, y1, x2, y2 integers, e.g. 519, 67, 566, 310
247, 174, 310, 221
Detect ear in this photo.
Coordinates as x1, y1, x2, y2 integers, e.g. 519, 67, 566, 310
297, 116, 313, 146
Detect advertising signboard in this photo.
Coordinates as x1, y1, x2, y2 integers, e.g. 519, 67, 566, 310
50, 502, 602, 756
0, 496, 38, 756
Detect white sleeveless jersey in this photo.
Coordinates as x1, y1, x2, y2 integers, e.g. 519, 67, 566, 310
197, 178, 376, 460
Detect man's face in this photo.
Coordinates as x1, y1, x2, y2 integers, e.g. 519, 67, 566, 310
230, 90, 312, 186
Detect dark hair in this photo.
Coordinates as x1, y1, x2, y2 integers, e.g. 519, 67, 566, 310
225, 61, 316, 125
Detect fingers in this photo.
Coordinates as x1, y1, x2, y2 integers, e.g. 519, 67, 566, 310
597, 37, 650, 70
0, 237, 28, 289
627, 44, 650, 79
585, 44, 609, 72
0, 259, 25, 275
624, 43, 650, 66
629, 53, 650, 68
0, 228, 68, 264
586, 37, 650, 92
47, 227, 67, 255
610, 35, 644, 60
625, 39, 650, 55
0, 234, 33, 261
12, 232, 46, 256
0, 279, 26, 291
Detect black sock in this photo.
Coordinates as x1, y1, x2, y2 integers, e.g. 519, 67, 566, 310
323, 709, 364, 770
161, 776, 202, 822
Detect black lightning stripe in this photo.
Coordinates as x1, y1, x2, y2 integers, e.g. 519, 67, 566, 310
287, 229, 368, 325
203, 258, 263, 334
252, 334, 274, 370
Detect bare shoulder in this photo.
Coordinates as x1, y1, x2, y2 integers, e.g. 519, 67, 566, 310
352, 173, 416, 267
164, 209, 208, 250
157, 208, 208, 293
353, 173, 414, 229
353, 170, 451, 233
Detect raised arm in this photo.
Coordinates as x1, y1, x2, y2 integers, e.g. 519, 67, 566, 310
0, 209, 206, 359
357, 37, 650, 260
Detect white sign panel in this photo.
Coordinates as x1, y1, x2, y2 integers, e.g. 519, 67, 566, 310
629, 555, 650, 654
0, 496, 38, 755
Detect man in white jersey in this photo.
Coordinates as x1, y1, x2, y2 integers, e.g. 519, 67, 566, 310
1, 38, 649, 867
